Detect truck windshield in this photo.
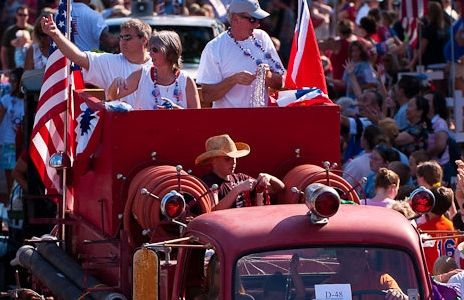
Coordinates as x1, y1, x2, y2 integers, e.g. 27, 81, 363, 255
234, 247, 421, 300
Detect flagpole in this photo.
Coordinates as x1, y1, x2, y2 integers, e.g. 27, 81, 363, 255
57, 0, 73, 247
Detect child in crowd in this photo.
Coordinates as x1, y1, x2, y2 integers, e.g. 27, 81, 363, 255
387, 161, 414, 200
409, 150, 431, 182
418, 186, 455, 272
0, 68, 25, 199
363, 167, 399, 208
416, 160, 443, 189
13, 30, 32, 68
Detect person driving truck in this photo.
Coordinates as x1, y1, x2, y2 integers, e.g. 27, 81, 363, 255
324, 248, 408, 300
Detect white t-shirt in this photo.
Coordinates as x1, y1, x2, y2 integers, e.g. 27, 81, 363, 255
355, 4, 370, 25
363, 198, 396, 208
133, 65, 189, 110
448, 271, 464, 299
196, 29, 284, 108
0, 94, 24, 144
83, 52, 152, 106
32, 44, 47, 69
394, 102, 409, 131
429, 114, 450, 165
71, 2, 107, 51
343, 151, 371, 187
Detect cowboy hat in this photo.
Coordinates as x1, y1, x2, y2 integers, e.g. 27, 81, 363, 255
195, 134, 250, 166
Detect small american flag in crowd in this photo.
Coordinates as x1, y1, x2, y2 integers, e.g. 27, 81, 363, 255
30, 0, 72, 194
401, 0, 427, 47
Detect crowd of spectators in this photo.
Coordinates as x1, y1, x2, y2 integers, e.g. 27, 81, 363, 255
2, 0, 464, 294
317, 2, 464, 290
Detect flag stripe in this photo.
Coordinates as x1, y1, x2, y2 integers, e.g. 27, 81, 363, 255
401, 0, 427, 46
30, 120, 62, 192
43, 54, 67, 83
32, 101, 66, 135
291, 0, 310, 82
402, 0, 426, 19
30, 0, 71, 194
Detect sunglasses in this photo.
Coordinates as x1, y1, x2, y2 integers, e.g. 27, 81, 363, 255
17, 13, 28, 17
119, 34, 139, 41
237, 14, 259, 23
150, 46, 160, 53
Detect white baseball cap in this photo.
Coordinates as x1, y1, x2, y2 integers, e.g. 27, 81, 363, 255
228, 0, 270, 20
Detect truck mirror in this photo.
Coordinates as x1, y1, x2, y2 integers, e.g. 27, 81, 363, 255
133, 247, 159, 300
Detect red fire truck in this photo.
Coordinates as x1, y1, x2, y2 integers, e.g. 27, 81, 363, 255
10, 91, 436, 299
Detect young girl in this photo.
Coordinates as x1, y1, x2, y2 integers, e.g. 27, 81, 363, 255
363, 167, 400, 208
0, 68, 25, 198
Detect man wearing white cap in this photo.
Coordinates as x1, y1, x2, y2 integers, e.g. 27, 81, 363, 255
196, 0, 285, 108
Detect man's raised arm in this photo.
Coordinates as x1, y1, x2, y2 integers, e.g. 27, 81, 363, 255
41, 15, 89, 70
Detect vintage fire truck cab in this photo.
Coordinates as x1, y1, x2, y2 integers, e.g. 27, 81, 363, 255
136, 202, 432, 300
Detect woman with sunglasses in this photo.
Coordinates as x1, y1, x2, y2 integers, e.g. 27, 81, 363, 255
107, 30, 200, 109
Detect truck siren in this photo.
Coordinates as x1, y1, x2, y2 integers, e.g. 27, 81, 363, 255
161, 190, 186, 219
409, 186, 435, 214
303, 183, 341, 224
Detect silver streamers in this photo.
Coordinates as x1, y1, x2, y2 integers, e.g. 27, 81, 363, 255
250, 64, 267, 107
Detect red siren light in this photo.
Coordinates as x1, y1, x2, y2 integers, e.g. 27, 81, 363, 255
304, 183, 340, 222
314, 191, 340, 217
409, 186, 435, 214
161, 190, 186, 219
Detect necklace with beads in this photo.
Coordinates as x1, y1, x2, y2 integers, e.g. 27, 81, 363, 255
150, 66, 182, 109
227, 29, 284, 74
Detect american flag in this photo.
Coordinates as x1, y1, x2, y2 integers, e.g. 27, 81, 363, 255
285, 0, 327, 94
401, 0, 427, 47
30, 0, 72, 194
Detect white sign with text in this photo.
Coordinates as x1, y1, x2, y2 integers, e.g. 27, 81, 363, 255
314, 284, 352, 300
